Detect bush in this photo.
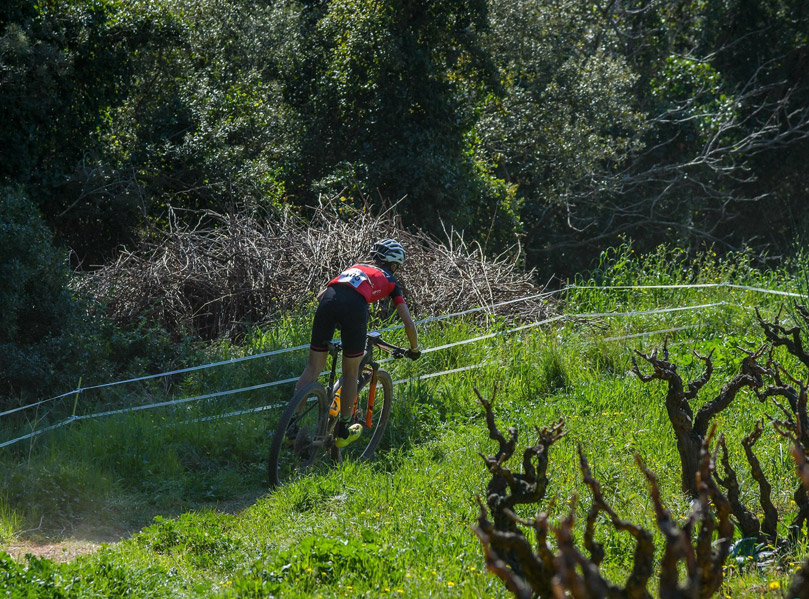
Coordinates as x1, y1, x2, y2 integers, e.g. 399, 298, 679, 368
0, 186, 81, 402
79, 201, 547, 340
0, 186, 189, 409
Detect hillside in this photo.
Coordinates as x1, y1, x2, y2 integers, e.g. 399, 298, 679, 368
3, 247, 809, 597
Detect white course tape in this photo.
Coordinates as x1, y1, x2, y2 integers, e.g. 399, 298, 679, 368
1, 301, 731, 449
183, 402, 289, 425
601, 323, 702, 342
392, 362, 492, 386
421, 303, 722, 355
0, 418, 79, 449
6, 282, 798, 420
0, 378, 300, 449
2, 290, 560, 419
175, 318, 713, 426
0, 344, 311, 419
183, 363, 495, 425
4, 281, 794, 448
569, 282, 807, 299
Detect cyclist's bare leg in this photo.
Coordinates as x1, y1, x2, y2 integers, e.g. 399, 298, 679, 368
339, 354, 364, 419
295, 349, 328, 392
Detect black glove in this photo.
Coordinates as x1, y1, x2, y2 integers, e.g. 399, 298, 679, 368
405, 348, 422, 361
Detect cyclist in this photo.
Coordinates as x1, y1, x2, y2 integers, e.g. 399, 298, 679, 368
294, 239, 421, 448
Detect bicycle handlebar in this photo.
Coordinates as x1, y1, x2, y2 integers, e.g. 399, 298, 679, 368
366, 332, 419, 360
367, 332, 405, 355
329, 332, 415, 360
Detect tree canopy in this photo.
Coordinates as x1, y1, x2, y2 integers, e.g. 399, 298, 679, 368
3, 0, 807, 272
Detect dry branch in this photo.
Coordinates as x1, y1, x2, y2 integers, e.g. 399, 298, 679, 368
475, 394, 740, 599
76, 199, 548, 339
757, 306, 809, 369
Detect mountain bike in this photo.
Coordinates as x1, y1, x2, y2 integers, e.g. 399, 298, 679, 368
268, 332, 408, 487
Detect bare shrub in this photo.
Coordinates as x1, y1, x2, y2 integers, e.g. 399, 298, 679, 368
76, 198, 548, 339
475, 306, 809, 599
474, 390, 736, 599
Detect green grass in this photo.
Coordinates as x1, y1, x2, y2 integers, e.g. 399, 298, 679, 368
2, 244, 809, 597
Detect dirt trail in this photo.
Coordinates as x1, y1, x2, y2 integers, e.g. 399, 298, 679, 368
3, 521, 131, 563
2, 492, 262, 563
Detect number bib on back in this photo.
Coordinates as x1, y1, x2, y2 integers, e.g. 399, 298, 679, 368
328, 263, 405, 305
335, 267, 370, 288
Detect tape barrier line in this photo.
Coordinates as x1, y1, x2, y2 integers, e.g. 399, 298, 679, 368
0, 377, 301, 449
153, 317, 714, 427
0, 301, 730, 448
569, 282, 807, 299
392, 362, 492, 386
601, 323, 702, 342
0, 419, 78, 450
0, 344, 310, 419
10, 279, 800, 421
1, 301, 731, 449
2, 290, 564, 419
184, 363, 495, 425
184, 402, 289, 425
7, 281, 799, 420
422, 303, 723, 355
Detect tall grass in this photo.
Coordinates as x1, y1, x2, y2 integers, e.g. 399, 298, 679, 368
1, 245, 808, 597
0, 498, 20, 545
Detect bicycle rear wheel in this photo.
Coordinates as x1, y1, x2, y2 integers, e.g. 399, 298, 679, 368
268, 381, 330, 488
340, 369, 393, 462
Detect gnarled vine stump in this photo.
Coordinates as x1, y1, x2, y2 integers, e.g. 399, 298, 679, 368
632, 344, 765, 497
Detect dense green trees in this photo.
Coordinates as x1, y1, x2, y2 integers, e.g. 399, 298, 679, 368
4, 0, 806, 269
0, 1, 188, 263
0, 185, 180, 403
578, 0, 809, 266
292, 0, 509, 227
476, 0, 646, 272
472, 0, 809, 272
2, 0, 808, 397
0, 186, 82, 398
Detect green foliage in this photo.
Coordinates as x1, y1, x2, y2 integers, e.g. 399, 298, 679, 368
0, 183, 196, 409
0, 549, 178, 599
289, 0, 510, 238
579, 239, 777, 290
0, 0, 185, 262
135, 512, 242, 569
0, 498, 20, 545
0, 187, 81, 400
271, 534, 384, 583
5, 0, 808, 274
476, 0, 646, 271
591, 0, 809, 269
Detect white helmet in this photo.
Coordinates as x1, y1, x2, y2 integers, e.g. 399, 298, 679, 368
371, 238, 406, 265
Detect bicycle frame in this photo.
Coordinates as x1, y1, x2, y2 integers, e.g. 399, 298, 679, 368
324, 332, 405, 427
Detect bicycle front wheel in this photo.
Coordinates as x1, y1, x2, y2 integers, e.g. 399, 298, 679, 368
341, 369, 393, 462
268, 381, 330, 488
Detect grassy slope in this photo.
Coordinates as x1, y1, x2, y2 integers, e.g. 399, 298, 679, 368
1, 245, 807, 598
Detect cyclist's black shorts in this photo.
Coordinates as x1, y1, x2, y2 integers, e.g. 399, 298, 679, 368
310, 284, 369, 357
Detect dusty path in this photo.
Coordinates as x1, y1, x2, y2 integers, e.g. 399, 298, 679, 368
3, 521, 130, 563
2, 492, 263, 564
5, 538, 108, 562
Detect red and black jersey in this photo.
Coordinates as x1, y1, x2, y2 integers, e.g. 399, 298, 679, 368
328, 264, 405, 305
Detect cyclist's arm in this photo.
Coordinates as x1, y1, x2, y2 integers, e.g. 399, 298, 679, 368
395, 302, 419, 350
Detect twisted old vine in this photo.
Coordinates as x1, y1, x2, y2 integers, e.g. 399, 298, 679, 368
476, 306, 809, 598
